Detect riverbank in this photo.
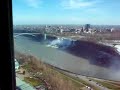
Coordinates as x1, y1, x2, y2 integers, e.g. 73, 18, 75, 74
14, 34, 120, 81
15, 51, 120, 90
15, 51, 86, 90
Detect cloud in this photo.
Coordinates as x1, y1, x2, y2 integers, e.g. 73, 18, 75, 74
61, 0, 99, 9
25, 0, 42, 8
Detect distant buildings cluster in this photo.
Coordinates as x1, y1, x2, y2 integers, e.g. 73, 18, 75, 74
56, 24, 116, 34
13, 24, 120, 34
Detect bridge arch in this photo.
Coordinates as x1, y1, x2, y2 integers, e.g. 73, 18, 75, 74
14, 33, 37, 38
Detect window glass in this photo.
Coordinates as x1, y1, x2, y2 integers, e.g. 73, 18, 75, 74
13, 0, 120, 90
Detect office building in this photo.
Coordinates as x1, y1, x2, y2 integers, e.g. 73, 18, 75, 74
84, 24, 91, 32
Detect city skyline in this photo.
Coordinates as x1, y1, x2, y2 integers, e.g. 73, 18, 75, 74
13, 0, 120, 25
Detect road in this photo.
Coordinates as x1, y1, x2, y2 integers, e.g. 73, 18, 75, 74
61, 71, 111, 90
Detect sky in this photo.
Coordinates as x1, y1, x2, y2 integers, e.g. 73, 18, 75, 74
13, 0, 120, 25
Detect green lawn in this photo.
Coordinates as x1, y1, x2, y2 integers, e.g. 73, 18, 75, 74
24, 77, 43, 87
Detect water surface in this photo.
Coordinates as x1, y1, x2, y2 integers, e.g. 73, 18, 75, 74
14, 35, 120, 81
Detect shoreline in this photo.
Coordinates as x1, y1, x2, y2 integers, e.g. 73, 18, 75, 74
15, 52, 120, 90
44, 61, 120, 82
15, 51, 120, 82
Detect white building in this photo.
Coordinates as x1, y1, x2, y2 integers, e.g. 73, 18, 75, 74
15, 59, 20, 71
60, 29, 63, 33
111, 28, 115, 32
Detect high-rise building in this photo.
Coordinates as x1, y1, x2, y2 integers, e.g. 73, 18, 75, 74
84, 24, 90, 32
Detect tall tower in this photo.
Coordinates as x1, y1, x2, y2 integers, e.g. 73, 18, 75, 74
84, 24, 90, 32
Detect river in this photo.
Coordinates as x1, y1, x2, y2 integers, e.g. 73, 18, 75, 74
14, 33, 120, 81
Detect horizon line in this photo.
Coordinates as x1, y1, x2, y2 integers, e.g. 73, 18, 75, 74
13, 24, 120, 26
